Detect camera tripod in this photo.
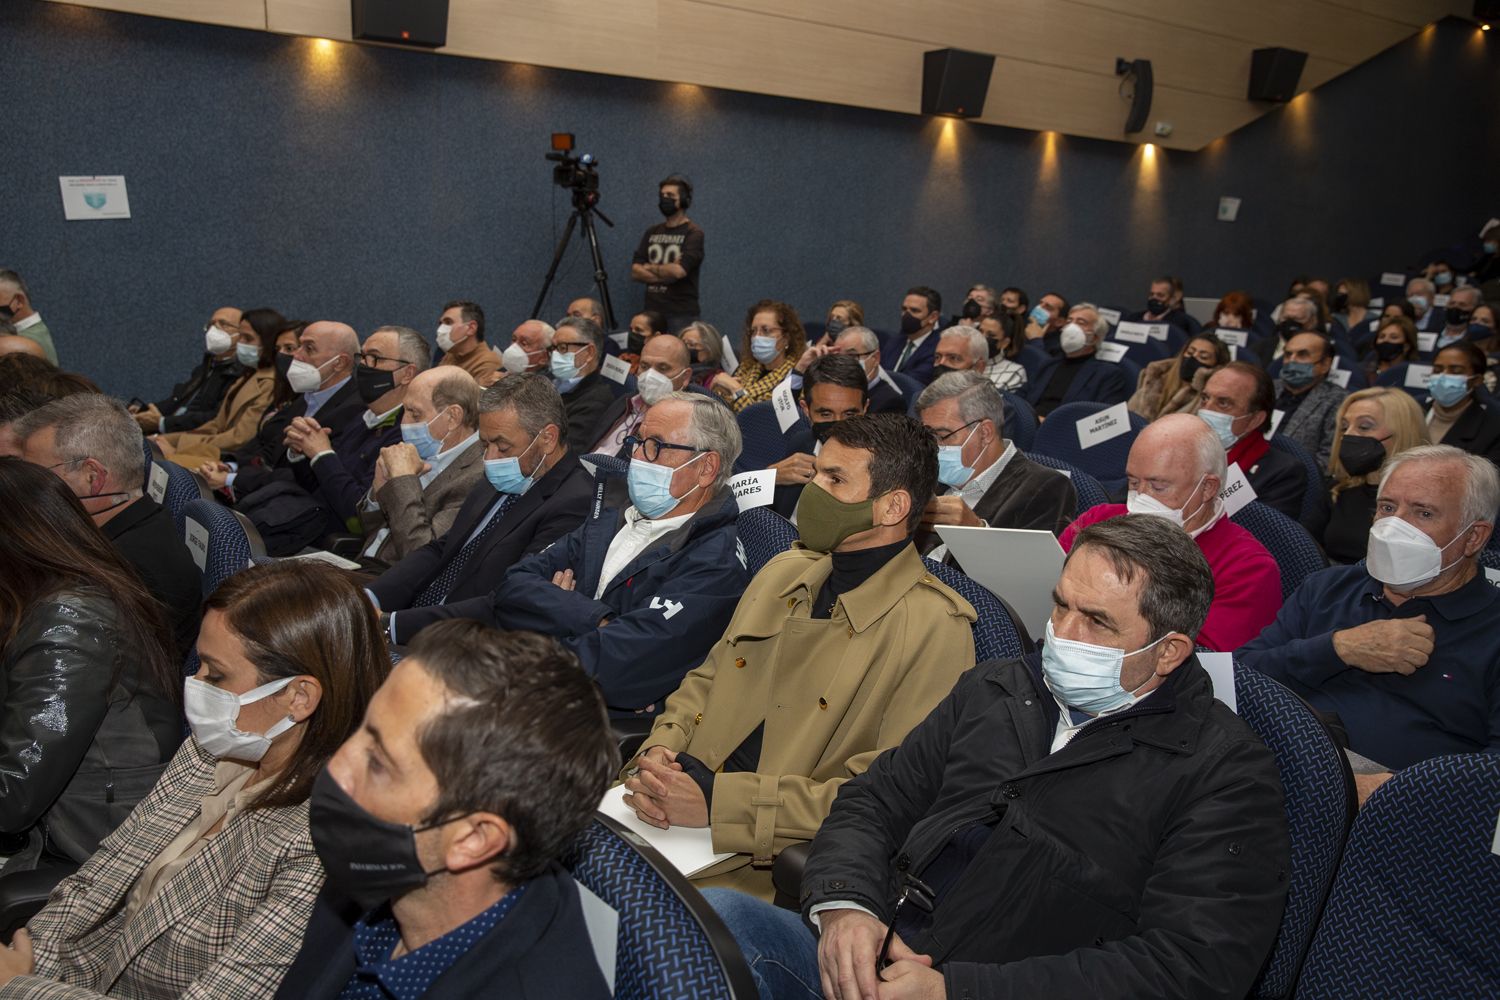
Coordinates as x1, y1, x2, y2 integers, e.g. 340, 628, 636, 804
531, 190, 618, 331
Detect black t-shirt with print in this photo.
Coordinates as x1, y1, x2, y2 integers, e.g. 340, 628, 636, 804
632, 219, 705, 317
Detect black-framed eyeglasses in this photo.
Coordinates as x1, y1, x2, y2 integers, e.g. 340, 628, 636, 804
624, 434, 701, 463
358, 351, 404, 369
554, 341, 593, 354
928, 417, 983, 444
877, 873, 935, 977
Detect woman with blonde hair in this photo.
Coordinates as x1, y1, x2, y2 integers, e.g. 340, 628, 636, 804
815, 299, 864, 346
1128, 333, 1231, 421
710, 299, 805, 413
1314, 387, 1428, 563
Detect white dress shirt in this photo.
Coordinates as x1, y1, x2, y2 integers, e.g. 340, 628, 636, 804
594, 505, 694, 599
927, 441, 1016, 562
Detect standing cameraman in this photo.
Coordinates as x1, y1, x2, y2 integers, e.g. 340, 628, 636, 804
630, 175, 704, 333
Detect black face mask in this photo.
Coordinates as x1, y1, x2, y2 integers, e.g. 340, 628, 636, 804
658, 196, 678, 217
1330, 292, 1349, 313
960, 298, 983, 321
274, 352, 295, 380
1277, 319, 1304, 339
825, 318, 847, 338
309, 769, 455, 912
1338, 434, 1388, 477
1374, 340, 1405, 362
1178, 355, 1205, 383
1445, 306, 1472, 328
810, 419, 839, 444
627, 331, 647, 355
899, 313, 923, 337
1147, 297, 1169, 315
931, 364, 965, 380
355, 364, 398, 404
986, 335, 1005, 359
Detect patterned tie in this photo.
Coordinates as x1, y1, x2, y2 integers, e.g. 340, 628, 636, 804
412, 493, 517, 608
896, 341, 915, 371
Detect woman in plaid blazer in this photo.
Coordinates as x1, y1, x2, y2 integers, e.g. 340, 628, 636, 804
0, 561, 388, 999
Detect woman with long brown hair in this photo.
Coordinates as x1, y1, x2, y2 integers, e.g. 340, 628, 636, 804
0, 457, 180, 873
0, 559, 389, 996
710, 299, 806, 413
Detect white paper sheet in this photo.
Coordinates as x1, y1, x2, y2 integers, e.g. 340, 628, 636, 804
933, 525, 1065, 639
598, 785, 733, 877
1198, 652, 1237, 714
771, 377, 800, 432
1219, 462, 1257, 517
59, 175, 131, 220
1076, 402, 1131, 450
729, 469, 776, 511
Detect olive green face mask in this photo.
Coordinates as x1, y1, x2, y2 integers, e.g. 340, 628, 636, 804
795, 481, 875, 553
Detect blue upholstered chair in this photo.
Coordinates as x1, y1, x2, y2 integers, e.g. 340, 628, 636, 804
1229, 500, 1327, 600
1030, 401, 1146, 494
564, 815, 757, 1000
921, 557, 1029, 658
182, 498, 265, 598
737, 507, 798, 576
1025, 450, 1113, 516
1265, 433, 1324, 526
146, 457, 209, 533
1000, 391, 1038, 452
1294, 753, 1500, 998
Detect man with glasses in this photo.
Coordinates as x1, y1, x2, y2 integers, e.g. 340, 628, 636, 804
788, 326, 907, 415
486, 393, 748, 713
552, 316, 616, 451
130, 306, 243, 434
588, 332, 704, 456
915, 372, 1077, 561
620, 413, 976, 900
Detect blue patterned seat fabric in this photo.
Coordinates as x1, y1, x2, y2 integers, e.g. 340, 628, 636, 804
1030, 401, 1145, 494
1023, 450, 1111, 516
737, 507, 798, 576
921, 557, 1027, 660
1265, 434, 1324, 526
999, 391, 1038, 452
1230, 500, 1328, 601
1294, 753, 1500, 998
182, 498, 252, 598
150, 458, 205, 533
563, 816, 756, 1000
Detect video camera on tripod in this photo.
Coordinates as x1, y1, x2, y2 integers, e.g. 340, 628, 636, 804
546, 132, 600, 202
533, 133, 617, 329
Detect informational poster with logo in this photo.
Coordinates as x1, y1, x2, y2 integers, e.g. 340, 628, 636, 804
59, 175, 132, 220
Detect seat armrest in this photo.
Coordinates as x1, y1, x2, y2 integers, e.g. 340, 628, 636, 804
772, 842, 812, 911
0, 864, 75, 942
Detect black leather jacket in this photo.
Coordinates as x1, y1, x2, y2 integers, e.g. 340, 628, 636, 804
0, 591, 180, 864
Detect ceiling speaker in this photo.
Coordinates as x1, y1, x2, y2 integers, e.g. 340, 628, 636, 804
1248, 47, 1307, 103
922, 49, 995, 118
351, 0, 449, 48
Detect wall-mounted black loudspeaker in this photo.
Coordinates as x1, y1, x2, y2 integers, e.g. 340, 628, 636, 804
922, 49, 995, 118
351, 0, 449, 48
1248, 47, 1307, 102
1115, 58, 1153, 134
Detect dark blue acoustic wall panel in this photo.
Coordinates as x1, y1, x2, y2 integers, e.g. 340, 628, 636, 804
2, 1, 1497, 399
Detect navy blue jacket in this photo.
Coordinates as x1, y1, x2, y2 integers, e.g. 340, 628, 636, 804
229, 379, 364, 496
488, 486, 748, 712
372, 452, 596, 644
277, 863, 611, 1000
881, 328, 938, 385
1021, 356, 1133, 412
294, 405, 403, 535
1240, 564, 1500, 769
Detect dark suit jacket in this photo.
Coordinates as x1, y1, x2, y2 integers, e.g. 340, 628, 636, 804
293, 405, 403, 534
880, 329, 938, 385
102, 496, 203, 657
585, 383, 724, 454
1244, 445, 1307, 521
1022, 356, 1133, 415
371, 451, 595, 644
918, 451, 1077, 559
153, 355, 246, 434
562, 373, 617, 451
277, 863, 611, 1000
868, 374, 906, 414
1432, 396, 1500, 466
1123, 305, 1200, 336
229, 379, 364, 496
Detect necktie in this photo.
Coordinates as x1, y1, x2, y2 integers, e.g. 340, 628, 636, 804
412, 494, 518, 607
896, 342, 915, 371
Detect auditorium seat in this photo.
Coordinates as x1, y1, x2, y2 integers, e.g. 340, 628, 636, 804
1030, 401, 1145, 494
737, 507, 798, 575
563, 814, 757, 1000
889, 370, 923, 410
1231, 500, 1327, 600
1232, 662, 1356, 999
1016, 343, 1050, 380
1000, 391, 1038, 452
921, 557, 1029, 658
1023, 450, 1110, 516
1294, 753, 1500, 998
1373, 361, 1431, 406
1103, 336, 1169, 368
733, 401, 803, 472
1266, 434, 1325, 526
146, 456, 210, 533
182, 498, 265, 598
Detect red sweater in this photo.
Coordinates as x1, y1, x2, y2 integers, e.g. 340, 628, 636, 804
1059, 505, 1283, 652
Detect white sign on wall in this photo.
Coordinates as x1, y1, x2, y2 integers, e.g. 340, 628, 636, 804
59, 175, 132, 220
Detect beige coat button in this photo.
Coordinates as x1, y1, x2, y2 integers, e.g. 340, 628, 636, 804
694, 712, 703, 724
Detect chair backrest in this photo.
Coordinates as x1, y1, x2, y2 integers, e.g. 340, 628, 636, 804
736, 507, 798, 576
1294, 753, 1500, 999
1016, 342, 1050, 380
1230, 500, 1327, 600
889, 370, 923, 409
921, 557, 1028, 659
1000, 391, 1038, 452
140, 436, 154, 488
563, 815, 758, 1000
1373, 361, 1431, 405
581, 451, 631, 480
182, 498, 264, 597
1030, 401, 1145, 493
146, 459, 210, 534
1265, 434, 1325, 526
1105, 336, 1169, 367
734, 401, 801, 472
1023, 451, 1111, 515
1232, 663, 1356, 999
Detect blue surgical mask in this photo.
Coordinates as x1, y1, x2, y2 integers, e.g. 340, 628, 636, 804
1029, 305, 1050, 327
627, 452, 705, 518
1280, 360, 1318, 389
1409, 295, 1430, 314
483, 433, 541, 494
1197, 408, 1244, 450
550, 346, 589, 382
1485, 241, 1499, 255
750, 335, 781, 366
235, 343, 261, 368
1041, 619, 1169, 715
400, 411, 448, 461
1434, 271, 1452, 287
936, 423, 979, 488
1428, 373, 1473, 408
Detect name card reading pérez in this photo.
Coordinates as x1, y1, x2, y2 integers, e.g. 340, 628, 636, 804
1076, 402, 1131, 450
1218, 462, 1257, 517
1214, 327, 1249, 348
771, 377, 801, 433
1114, 322, 1150, 344
1094, 341, 1129, 363
1404, 363, 1435, 389
728, 469, 776, 511
599, 353, 631, 385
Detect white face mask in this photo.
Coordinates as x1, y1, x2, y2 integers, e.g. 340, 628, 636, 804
501, 342, 532, 374
1041, 619, 1169, 715
287, 356, 336, 394
1366, 515, 1474, 592
1126, 474, 1221, 538
205, 326, 235, 355
637, 367, 680, 406
184, 675, 298, 762
436, 322, 459, 353
1059, 322, 1088, 354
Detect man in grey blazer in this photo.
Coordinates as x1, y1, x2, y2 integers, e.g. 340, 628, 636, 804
1275, 330, 1349, 472
914, 371, 1077, 560
358, 367, 484, 566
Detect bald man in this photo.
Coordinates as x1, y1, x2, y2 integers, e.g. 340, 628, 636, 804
199, 320, 365, 497
132, 305, 244, 434
360, 366, 484, 565
501, 319, 555, 378
1058, 413, 1282, 651
588, 332, 697, 455
0, 334, 46, 359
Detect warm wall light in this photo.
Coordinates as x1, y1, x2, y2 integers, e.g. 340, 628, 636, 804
314, 38, 335, 53
1483, 23, 1492, 30
1037, 130, 1060, 186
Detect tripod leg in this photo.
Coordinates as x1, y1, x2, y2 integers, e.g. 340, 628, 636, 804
531, 211, 581, 320
579, 212, 618, 332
